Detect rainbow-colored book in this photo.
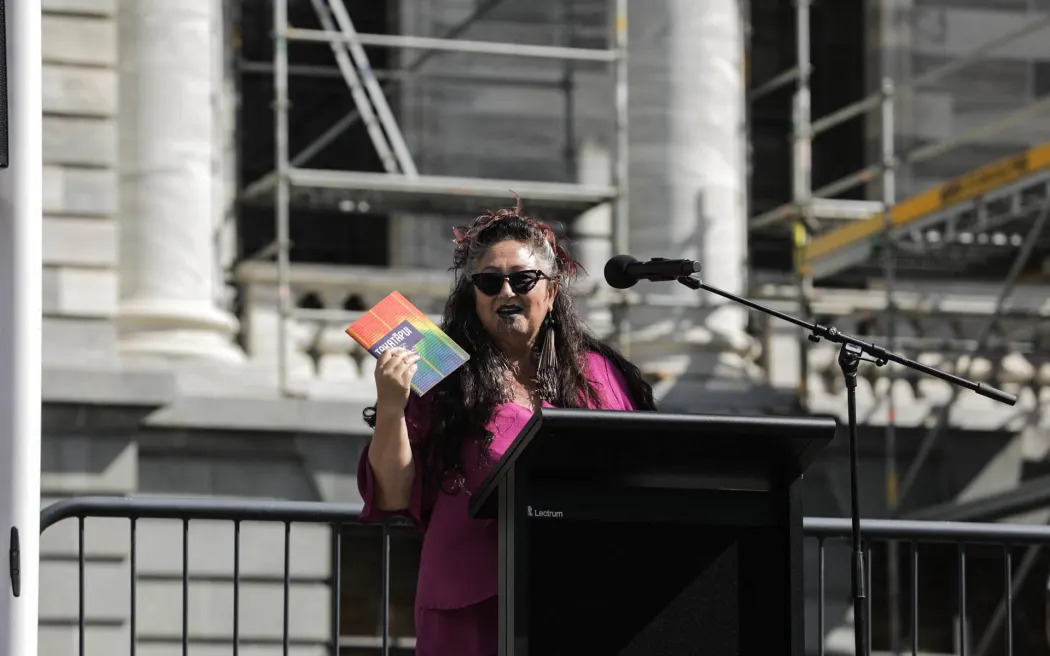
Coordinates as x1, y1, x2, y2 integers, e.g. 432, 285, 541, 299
345, 291, 470, 396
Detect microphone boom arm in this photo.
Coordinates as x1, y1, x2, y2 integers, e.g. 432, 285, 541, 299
674, 273, 1015, 656
675, 275, 1015, 404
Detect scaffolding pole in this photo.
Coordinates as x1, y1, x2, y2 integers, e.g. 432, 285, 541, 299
749, 14, 1050, 231
898, 194, 1050, 505
322, 0, 419, 176
269, 0, 627, 394
776, 93, 1050, 216
880, 75, 902, 656
813, 13, 1050, 139
792, 0, 813, 410
307, 0, 402, 175
274, 0, 293, 396
770, 5, 1050, 651
242, 0, 507, 201
285, 28, 619, 61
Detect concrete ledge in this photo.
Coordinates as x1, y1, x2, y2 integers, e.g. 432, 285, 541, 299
143, 395, 373, 437
43, 365, 176, 407
43, 0, 116, 16
41, 356, 376, 436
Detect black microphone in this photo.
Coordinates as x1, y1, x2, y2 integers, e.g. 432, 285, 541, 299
603, 255, 702, 289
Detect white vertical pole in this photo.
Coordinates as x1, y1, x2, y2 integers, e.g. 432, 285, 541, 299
0, 0, 43, 654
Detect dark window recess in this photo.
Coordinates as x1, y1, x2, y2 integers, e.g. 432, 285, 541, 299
746, 0, 866, 274
1035, 61, 1050, 96
233, 0, 395, 266
809, 1, 865, 197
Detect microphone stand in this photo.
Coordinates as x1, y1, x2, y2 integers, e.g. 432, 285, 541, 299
673, 274, 1017, 656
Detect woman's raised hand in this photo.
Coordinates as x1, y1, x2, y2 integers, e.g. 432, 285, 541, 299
374, 347, 420, 416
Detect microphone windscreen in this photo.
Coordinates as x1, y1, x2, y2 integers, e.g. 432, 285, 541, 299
604, 255, 638, 289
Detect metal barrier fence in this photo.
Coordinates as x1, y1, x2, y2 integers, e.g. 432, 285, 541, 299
38, 497, 1050, 656
39, 496, 407, 656
806, 517, 1050, 656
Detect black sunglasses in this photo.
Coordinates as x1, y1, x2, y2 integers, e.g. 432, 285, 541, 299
471, 270, 551, 296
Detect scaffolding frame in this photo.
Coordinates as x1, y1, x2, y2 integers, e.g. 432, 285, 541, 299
258, 0, 1048, 395
746, 2, 1050, 651
265, 0, 629, 396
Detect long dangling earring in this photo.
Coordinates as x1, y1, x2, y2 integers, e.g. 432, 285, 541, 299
537, 311, 558, 400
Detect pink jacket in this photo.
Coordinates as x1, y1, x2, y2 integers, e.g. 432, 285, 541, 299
357, 351, 637, 610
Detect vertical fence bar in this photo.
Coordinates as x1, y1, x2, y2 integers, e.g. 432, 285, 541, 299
333, 525, 342, 656
182, 519, 189, 656
818, 539, 825, 656
233, 520, 241, 656
887, 539, 901, 656
130, 518, 137, 656
866, 544, 873, 655
78, 517, 85, 656
912, 542, 919, 656
975, 543, 1041, 656
382, 523, 391, 656
1004, 546, 1013, 656
959, 545, 967, 656
283, 521, 291, 656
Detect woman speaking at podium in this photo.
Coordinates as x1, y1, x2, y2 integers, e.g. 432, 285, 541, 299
356, 200, 655, 656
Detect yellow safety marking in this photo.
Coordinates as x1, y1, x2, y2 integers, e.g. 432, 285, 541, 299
887, 471, 898, 510
798, 141, 1050, 275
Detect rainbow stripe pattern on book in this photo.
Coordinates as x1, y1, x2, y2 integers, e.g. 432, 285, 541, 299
345, 291, 470, 396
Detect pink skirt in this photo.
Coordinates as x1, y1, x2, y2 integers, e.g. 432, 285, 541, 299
414, 596, 498, 656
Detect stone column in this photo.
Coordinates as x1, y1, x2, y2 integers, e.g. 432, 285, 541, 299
627, 0, 753, 401
574, 139, 614, 336
116, 0, 243, 362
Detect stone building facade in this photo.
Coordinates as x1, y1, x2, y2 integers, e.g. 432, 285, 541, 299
33, 0, 1049, 654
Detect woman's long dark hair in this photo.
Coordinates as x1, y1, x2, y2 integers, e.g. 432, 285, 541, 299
364, 203, 655, 493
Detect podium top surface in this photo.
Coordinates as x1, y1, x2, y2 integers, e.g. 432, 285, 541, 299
470, 408, 837, 518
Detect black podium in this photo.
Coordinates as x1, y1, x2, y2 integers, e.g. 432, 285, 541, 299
469, 408, 836, 656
